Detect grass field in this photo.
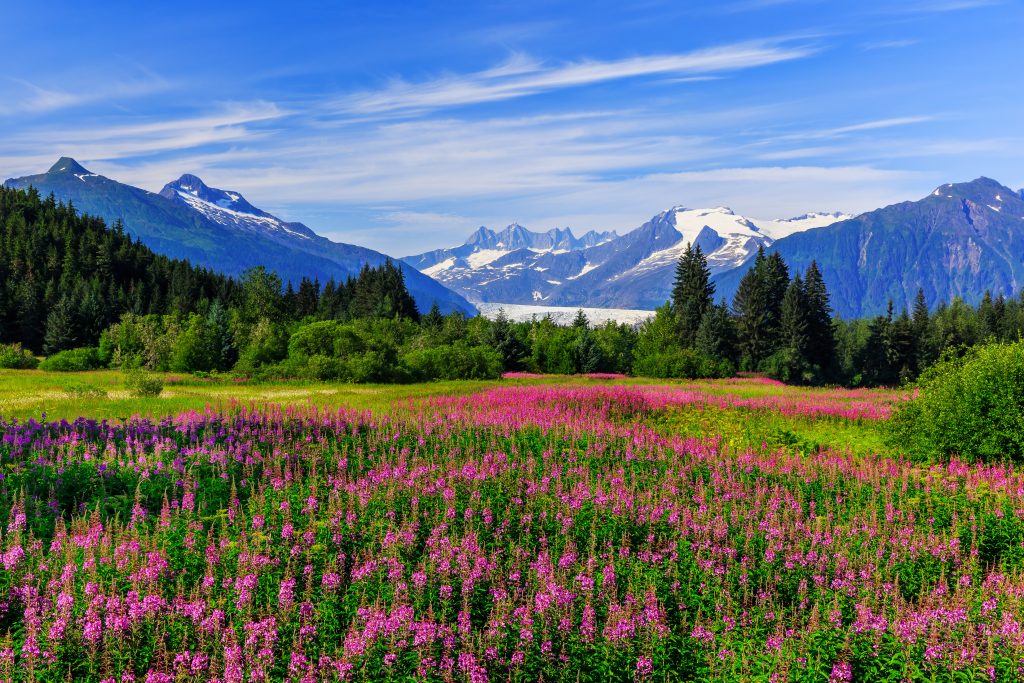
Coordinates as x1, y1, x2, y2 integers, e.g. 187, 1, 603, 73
0, 369, 895, 456
12, 371, 990, 681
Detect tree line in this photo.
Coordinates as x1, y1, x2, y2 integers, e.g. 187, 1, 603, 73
658, 242, 1024, 385
3, 185, 1024, 386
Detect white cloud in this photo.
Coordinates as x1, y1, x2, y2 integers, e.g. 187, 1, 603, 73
759, 116, 935, 145
335, 40, 818, 116
0, 74, 172, 116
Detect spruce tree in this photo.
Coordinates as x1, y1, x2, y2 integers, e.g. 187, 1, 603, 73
801, 261, 836, 377
423, 302, 444, 331
671, 243, 715, 348
775, 275, 810, 383
572, 309, 590, 330
911, 288, 933, 370
695, 301, 738, 365
43, 296, 77, 355
732, 248, 772, 370
488, 309, 528, 371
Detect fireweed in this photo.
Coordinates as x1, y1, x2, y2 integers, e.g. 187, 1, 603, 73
0, 385, 1019, 681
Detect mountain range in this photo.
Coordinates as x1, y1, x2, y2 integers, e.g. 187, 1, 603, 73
404, 208, 849, 310
712, 177, 1024, 317
405, 178, 1024, 318
3, 159, 474, 315
7, 159, 1024, 320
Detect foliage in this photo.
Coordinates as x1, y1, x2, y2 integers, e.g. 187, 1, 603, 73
0, 381, 1008, 681
0, 186, 236, 353
403, 343, 502, 381
38, 346, 103, 372
890, 339, 1024, 461
0, 342, 38, 369
671, 242, 714, 348
61, 382, 108, 399
123, 367, 164, 397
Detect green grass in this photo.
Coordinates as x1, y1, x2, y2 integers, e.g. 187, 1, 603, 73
0, 369, 898, 457
650, 404, 890, 456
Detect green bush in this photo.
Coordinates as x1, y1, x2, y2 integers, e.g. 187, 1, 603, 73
39, 347, 103, 372
62, 383, 108, 399
0, 343, 39, 369
632, 348, 731, 379
403, 344, 503, 381
123, 369, 164, 397
889, 340, 1024, 461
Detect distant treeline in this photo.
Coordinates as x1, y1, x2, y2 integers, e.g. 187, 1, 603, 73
2, 185, 1023, 386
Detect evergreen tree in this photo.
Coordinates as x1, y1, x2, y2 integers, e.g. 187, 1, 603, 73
573, 327, 603, 374
732, 248, 777, 370
695, 301, 738, 365
671, 243, 715, 348
572, 309, 589, 329
773, 275, 811, 383
43, 296, 77, 355
487, 309, 528, 371
911, 288, 933, 370
801, 261, 836, 376
422, 302, 444, 331
206, 300, 235, 371
295, 278, 320, 319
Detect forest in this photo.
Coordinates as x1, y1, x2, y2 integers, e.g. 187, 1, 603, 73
1, 185, 1021, 386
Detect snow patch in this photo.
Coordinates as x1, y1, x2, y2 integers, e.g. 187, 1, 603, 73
466, 249, 509, 269
568, 262, 599, 280
423, 257, 456, 276
478, 303, 654, 326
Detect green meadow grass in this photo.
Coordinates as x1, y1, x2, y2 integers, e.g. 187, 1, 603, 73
0, 369, 896, 456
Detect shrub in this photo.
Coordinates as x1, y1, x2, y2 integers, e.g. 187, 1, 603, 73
889, 340, 1024, 461
39, 347, 103, 372
124, 369, 164, 397
0, 343, 39, 369
632, 348, 731, 380
403, 344, 503, 381
62, 383, 108, 399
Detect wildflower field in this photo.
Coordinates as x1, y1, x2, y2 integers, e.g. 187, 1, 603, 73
0, 375, 1021, 681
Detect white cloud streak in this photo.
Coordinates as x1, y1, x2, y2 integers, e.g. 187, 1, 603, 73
336, 40, 818, 116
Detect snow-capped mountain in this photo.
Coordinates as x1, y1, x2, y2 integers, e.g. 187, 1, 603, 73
4, 159, 475, 315
160, 174, 318, 242
404, 206, 850, 309
713, 177, 1024, 317
408, 224, 616, 274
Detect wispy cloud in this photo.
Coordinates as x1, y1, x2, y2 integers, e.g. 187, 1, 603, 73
0, 74, 172, 116
759, 115, 935, 144
914, 0, 1003, 11
1, 102, 287, 175
335, 40, 819, 116
862, 39, 919, 50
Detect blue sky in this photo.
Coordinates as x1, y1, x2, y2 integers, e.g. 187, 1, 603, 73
1, 0, 1022, 254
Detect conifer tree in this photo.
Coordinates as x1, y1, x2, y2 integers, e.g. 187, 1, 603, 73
774, 275, 811, 383
671, 243, 715, 348
423, 302, 444, 331
695, 300, 738, 365
488, 309, 527, 370
43, 296, 77, 355
801, 261, 836, 376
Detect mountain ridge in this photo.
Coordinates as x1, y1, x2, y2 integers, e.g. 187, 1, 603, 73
404, 205, 849, 309
4, 159, 475, 315
711, 177, 1024, 317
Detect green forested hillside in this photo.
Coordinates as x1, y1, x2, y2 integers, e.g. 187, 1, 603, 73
0, 185, 237, 352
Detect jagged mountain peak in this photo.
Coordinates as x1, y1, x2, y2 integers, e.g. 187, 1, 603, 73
4, 160, 475, 315
928, 177, 1024, 217
47, 157, 92, 175
160, 174, 263, 216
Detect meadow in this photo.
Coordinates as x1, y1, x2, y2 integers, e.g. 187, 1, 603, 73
0, 372, 1019, 681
